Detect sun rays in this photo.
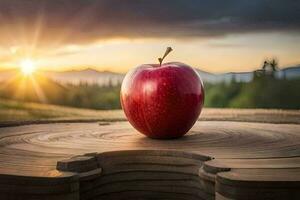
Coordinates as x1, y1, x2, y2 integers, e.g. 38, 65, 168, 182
20, 59, 36, 75
0, 58, 48, 104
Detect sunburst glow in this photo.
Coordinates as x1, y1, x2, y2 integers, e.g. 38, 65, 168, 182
20, 59, 36, 75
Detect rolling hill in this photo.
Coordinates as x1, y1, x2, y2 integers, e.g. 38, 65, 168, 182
0, 72, 67, 104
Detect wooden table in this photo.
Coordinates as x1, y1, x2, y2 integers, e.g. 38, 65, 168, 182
0, 109, 300, 200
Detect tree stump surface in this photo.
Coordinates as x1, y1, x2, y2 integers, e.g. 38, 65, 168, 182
0, 109, 300, 200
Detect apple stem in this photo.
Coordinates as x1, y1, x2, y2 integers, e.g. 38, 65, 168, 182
158, 47, 173, 66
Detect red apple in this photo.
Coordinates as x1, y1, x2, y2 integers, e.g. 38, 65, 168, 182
120, 47, 204, 139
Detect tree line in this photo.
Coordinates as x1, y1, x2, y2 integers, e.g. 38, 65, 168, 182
0, 60, 299, 110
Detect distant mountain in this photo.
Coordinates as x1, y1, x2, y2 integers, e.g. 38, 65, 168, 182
196, 65, 300, 83
44, 68, 124, 86
195, 69, 217, 83
278, 65, 300, 79
1, 65, 300, 85
47, 68, 255, 85
196, 69, 253, 83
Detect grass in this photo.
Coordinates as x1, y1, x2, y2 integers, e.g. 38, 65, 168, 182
0, 98, 125, 123
0, 98, 299, 126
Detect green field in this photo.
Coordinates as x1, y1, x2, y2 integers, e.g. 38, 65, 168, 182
0, 98, 124, 123
1, 98, 299, 126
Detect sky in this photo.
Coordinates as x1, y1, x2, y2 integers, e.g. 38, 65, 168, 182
0, 0, 299, 73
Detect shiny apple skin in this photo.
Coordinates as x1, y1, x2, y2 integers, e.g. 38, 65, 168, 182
120, 62, 204, 139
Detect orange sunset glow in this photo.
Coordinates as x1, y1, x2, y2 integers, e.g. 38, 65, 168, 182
0, 1, 299, 73
1, 35, 300, 73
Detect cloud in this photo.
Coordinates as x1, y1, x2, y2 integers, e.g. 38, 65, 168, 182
0, 0, 299, 47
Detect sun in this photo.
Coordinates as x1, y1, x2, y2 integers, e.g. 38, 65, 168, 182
20, 59, 36, 75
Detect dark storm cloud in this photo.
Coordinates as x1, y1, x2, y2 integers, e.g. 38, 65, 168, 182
0, 0, 299, 46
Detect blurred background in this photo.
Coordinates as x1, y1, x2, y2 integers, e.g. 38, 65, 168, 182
0, 0, 299, 121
